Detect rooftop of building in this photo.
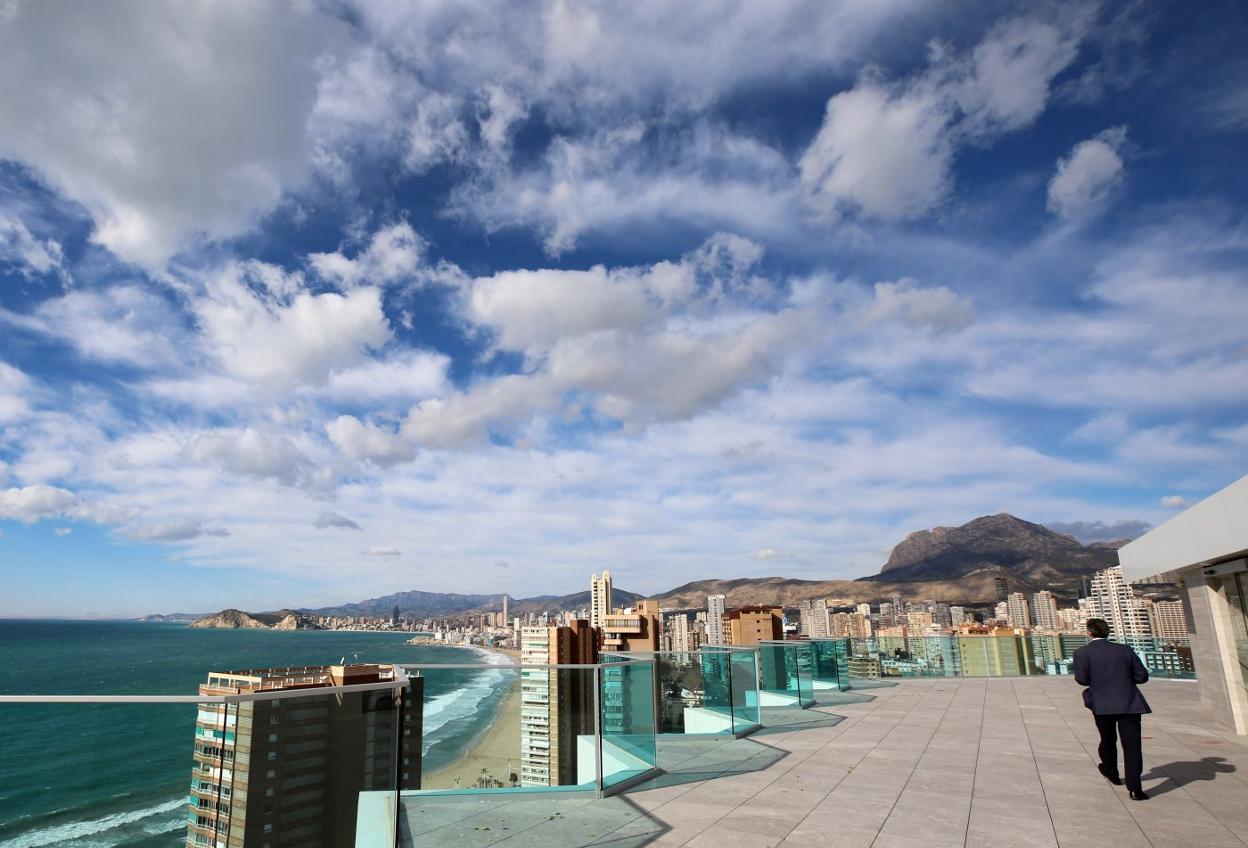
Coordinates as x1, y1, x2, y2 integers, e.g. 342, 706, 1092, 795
400, 677, 1248, 848
200, 663, 394, 693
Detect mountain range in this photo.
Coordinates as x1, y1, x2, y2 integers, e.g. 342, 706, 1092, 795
172, 513, 1128, 623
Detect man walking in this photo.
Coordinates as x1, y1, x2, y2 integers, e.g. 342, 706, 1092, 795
1073, 618, 1151, 800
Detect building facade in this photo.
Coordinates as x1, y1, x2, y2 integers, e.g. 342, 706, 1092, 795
186, 665, 421, 848
590, 571, 613, 628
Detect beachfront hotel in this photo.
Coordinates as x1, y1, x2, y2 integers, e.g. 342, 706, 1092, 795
187, 664, 422, 847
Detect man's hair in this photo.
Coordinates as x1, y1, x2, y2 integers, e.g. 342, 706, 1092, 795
1087, 618, 1110, 639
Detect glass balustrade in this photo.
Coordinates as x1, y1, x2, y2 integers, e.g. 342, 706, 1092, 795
845, 633, 1196, 680
757, 641, 815, 708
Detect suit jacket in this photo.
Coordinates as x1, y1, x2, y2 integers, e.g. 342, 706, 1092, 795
1073, 638, 1151, 715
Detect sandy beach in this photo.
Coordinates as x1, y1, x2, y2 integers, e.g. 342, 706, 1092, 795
422, 676, 523, 790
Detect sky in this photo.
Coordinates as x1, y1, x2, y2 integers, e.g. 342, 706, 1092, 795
1, 1, 1247, 618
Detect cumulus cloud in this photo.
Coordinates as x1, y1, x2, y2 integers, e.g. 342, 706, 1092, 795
314, 511, 362, 530
363, 545, 401, 556
0, 211, 67, 280
326, 416, 417, 466
1160, 495, 1188, 509
308, 222, 425, 288
14, 286, 184, 367
310, 351, 449, 404
0, 484, 78, 523
1047, 126, 1128, 219
53, 527, 72, 536
0, 3, 344, 268
1045, 519, 1150, 543
754, 547, 778, 559
801, 16, 1083, 220
122, 517, 230, 542
859, 279, 974, 335
184, 428, 315, 487
195, 262, 391, 387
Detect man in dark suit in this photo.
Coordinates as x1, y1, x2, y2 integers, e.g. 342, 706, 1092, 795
1073, 617, 1151, 800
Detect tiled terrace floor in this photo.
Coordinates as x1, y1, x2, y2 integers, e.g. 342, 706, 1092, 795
401, 678, 1248, 848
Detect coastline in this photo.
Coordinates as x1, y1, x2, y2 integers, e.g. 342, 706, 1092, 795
422, 675, 522, 789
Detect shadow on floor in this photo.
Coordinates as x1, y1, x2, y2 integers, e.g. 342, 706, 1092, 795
396, 690, 870, 847
1142, 756, 1237, 797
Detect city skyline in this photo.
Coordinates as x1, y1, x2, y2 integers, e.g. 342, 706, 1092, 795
2, 3, 1248, 618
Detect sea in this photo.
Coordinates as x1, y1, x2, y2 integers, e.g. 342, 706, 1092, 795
0, 619, 516, 848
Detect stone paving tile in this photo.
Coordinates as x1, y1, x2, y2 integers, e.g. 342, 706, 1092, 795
400, 677, 1248, 848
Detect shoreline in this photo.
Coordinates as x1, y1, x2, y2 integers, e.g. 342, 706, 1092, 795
422, 676, 522, 790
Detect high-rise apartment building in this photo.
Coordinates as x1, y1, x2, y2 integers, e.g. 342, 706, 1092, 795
956, 627, 1035, 676
1087, 566, 1153, 642
1031, 591, 1059, 630
994, 577, 1010, 601
187, 665, 421, 848
856, 603, 872, 617
705, 595, 726, 646
798, 598, 830, 637
519, 620, 597, 787
590, 571, 613, 628
668, 613, 695, 652
1006, 592, 1031, 629
502, 594, 509, 623
601, 599, 662, 653
949, 605, 966, 626
724, 606, 784, 646
1151, 600, 1190, 644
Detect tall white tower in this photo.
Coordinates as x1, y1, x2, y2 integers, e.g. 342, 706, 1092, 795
706, 594, 726, 646
590, 571, 613, 628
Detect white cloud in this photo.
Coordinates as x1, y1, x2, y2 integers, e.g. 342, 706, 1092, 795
308, 222, 425, 289
195, 263, 391, 387
800, 81, 953, 220
0, 484, 78, 523
310, 350, 449, 405
363, 545, 401, 556
122, 517, 230, 542
0, 3, 346, 268
801, 15, 1083, 220
859, 279, 974, 334
15, 286, 184, 367
1047, 127, 1128, 219
184, 429, 316, 488
314, 511, 361, 530
0, 363, 32, 423
326, 416, 417, 466
0, 211, 67, 280
754, 547, 778, 559
1160, 495, 1188, 509
53, 526, 72, 536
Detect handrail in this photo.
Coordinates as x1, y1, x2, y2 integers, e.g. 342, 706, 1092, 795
0, 659, 662, 701
0, 678, 406, 704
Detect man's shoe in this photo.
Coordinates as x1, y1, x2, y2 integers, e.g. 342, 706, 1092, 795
1098, 765, 1122, 786
1128, 790, 1149, 801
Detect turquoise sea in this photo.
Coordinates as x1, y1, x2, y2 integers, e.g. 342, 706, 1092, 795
0, 620, 514, 848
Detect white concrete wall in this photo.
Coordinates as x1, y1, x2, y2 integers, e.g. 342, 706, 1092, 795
1119, 474, 1248, 582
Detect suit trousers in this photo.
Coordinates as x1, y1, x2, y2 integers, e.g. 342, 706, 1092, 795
1094, 713, 1143, 792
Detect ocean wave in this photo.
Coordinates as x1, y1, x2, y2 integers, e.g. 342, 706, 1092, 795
0, 797, 184, 848
420, 666, 512, 756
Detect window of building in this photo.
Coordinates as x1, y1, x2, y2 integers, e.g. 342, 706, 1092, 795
266, 751, 276, 760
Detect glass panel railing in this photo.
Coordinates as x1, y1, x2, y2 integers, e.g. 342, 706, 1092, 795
757, 642, 814, 708
599, 660, 657, 790
0, 683, 409, 848
809, 638, 849, 690
651, 651, 734, 735
727, 648, 761, 733
846, 631, 1195, 680
0, 701, 207, 848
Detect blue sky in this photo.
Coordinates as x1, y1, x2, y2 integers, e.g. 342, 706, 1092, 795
1, 1, 1246, 618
